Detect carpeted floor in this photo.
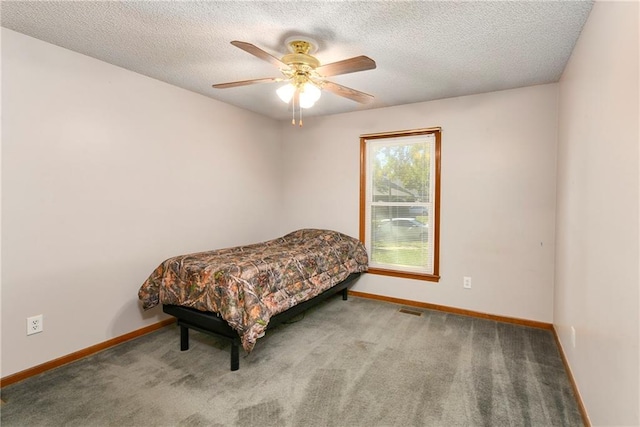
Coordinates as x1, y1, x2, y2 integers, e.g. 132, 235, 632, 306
1, 295, 583, 426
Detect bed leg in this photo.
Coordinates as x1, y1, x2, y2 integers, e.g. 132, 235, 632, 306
342, 287, 348, 301
230, 339, 240, 371
180, 325, 189, 351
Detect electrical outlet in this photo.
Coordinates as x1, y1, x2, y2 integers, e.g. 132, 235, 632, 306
463, 276, 472, 289
27, 315, 43, 336
571, 326, 576, 348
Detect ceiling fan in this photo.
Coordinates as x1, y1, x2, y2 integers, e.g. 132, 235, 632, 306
212, 36, 376, 125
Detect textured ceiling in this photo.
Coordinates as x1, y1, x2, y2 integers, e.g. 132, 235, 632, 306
1, 1, 593, 121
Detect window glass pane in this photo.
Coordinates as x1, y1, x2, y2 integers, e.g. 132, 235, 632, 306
370, 136, 431, 204
370, 207, 431, 270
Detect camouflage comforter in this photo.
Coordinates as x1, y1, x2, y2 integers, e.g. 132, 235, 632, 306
138, 229, 368, 352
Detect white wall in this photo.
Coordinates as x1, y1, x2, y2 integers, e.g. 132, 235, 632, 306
555, 2, 639, 426
280, 84, 559, 323
1, 29, 283, 377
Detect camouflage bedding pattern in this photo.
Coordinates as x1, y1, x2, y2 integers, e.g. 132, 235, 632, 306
138, 229, 368, 352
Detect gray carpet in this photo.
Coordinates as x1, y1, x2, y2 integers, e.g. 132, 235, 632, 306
1, 296, 583, 426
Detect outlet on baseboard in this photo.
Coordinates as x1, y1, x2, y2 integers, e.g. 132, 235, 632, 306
27, 314, 43, 336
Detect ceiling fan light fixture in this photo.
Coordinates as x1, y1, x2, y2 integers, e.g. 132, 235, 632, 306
299, 82, 321, 109
276, 83, 295, 103
276, 81, 321, 108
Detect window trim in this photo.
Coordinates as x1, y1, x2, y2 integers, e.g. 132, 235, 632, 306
359, 127, 441, 282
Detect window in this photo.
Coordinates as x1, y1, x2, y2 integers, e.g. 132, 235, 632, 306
359, 128, 441, 281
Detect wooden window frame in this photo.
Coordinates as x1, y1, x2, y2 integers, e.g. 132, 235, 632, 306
359, 127, 441, 282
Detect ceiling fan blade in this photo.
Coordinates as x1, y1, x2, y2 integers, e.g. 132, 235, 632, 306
316, 56, 376, 77
212, 77, 282, 89
230, 41, 289, 70
322, 81, 374, 104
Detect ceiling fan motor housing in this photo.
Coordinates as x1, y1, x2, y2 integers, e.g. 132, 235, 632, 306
281, 40, 320, 71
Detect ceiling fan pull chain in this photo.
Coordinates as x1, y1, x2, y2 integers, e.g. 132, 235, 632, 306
299, 103, 303, 127
291, 94, 296, 126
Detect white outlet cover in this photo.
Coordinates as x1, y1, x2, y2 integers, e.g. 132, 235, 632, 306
27, 314, 43, 335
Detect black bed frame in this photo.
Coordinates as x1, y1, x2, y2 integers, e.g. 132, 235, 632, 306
162, 272, 361, 371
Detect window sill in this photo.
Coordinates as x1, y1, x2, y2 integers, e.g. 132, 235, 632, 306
366, 267, 440, 282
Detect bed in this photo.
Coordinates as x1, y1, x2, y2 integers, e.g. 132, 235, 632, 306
138, 229, 368, 370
